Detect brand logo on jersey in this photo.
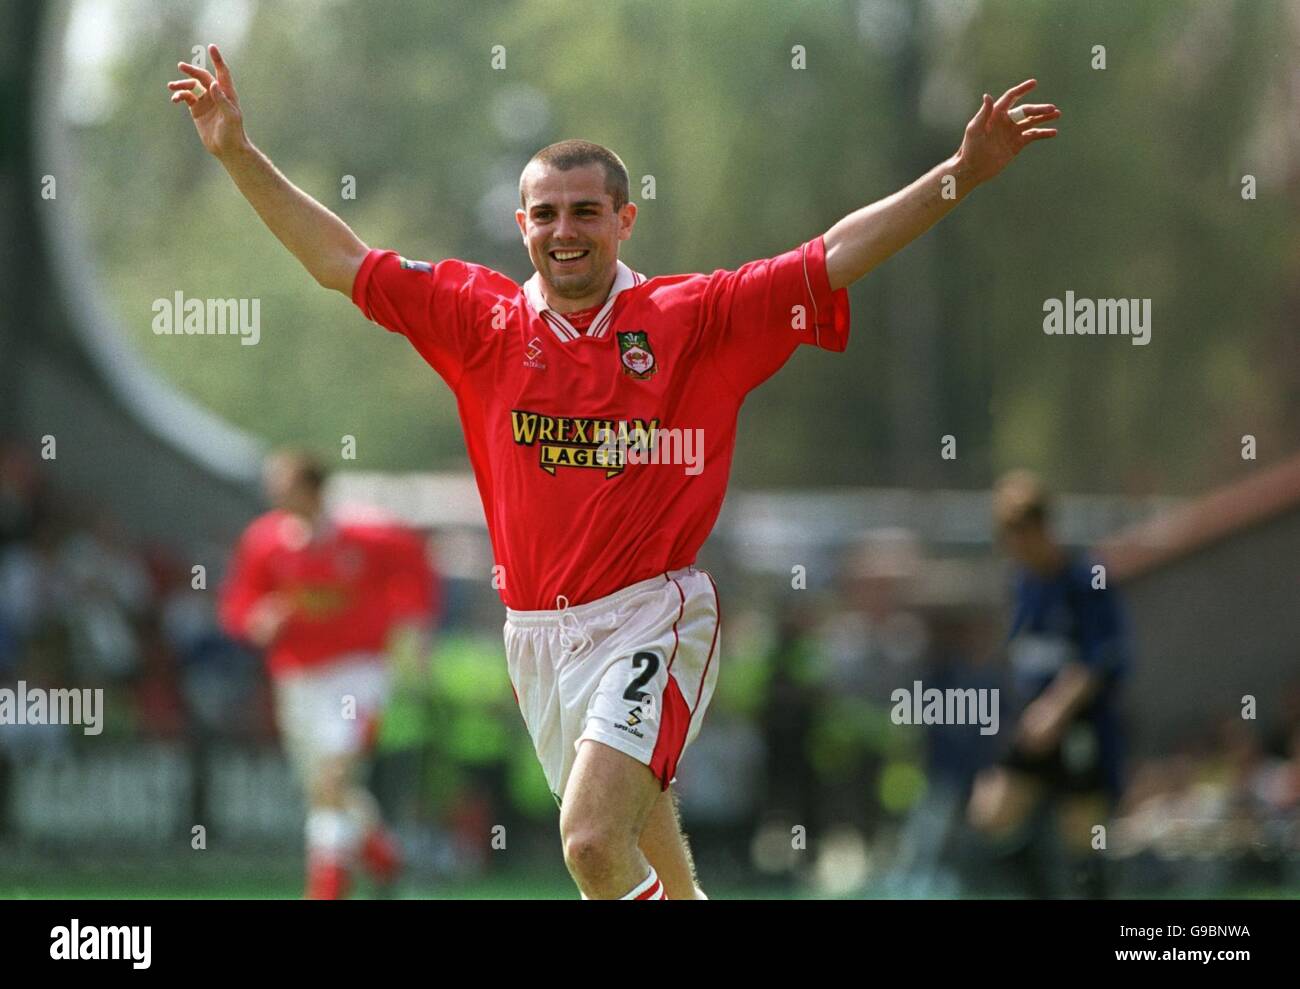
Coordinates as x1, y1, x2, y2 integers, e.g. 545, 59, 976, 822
617, 331, 657, 379
511, 409, 660, 478
626, 706, 643, 726
398, 257, 432, 273
523, 336, 546, 370
290, 584, 351, 619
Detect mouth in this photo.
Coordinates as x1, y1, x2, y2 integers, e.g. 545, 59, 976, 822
548, 248, 590, 268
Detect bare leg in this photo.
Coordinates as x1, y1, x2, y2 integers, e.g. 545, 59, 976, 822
1057, 793, 1111, 898
639, 787, 706, 899
968, 766, 1041, 839
559, 740, 662, 899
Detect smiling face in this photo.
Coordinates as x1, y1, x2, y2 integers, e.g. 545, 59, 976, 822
515, 162, 637, 312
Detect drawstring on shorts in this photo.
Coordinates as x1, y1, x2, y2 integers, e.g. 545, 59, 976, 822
555, 595, 594, 655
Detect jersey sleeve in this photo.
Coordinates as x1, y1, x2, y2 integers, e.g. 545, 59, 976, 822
698, 235, 851, 397
351, 249, 495, 388
1071, 565, 1128, 681
218, 526, 273, 644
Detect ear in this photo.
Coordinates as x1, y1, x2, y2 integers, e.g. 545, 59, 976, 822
618, 201, 638, 242
515, 208, 528, 244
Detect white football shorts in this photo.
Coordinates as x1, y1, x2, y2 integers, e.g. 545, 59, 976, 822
504, 566, 721, 802
273, 653, 390, 783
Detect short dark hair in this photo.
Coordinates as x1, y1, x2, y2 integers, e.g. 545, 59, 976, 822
520, 140, 630, 212
266, 448, 327, 494
993, 469, 1050, 530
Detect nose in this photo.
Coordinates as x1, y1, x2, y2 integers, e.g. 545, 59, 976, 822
552, 212, 579, 242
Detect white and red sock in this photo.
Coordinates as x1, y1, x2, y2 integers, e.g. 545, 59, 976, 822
360, 824, 402, 885
306, 856, 350, 900
620, 866, 667, 900
304, 808, 361, 900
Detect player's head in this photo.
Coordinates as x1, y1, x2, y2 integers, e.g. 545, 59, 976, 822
993, 469, 1057, 569
263, 448, 326, 519
516, 140, 636, 304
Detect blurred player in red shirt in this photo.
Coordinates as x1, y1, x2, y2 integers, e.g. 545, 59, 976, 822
219, 450, 438, 899
176, 43, 1057, 899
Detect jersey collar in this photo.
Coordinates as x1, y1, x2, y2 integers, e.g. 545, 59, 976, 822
523, 259, 645, 343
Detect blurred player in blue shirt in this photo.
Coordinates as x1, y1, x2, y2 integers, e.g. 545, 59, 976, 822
968, 470, 1130, 897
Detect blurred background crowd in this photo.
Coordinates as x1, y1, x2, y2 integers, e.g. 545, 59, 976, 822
3, 436, 1297, 897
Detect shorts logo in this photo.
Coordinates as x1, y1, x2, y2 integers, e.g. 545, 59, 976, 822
617, 330, 657, 379
617, 707, 646, 739
398, 257, 432, 273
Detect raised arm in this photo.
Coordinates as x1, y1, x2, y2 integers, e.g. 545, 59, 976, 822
823, 79, 1060, 292
167, 44, 369, 296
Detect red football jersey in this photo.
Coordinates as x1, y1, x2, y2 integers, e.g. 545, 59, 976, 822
219, 512, 438, 677
352, 236, 850, 610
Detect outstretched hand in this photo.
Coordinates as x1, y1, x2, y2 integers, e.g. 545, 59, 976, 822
958, 79, 1060, 186
167, 43, 247, 159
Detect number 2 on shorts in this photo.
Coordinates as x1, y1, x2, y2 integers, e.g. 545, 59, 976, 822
622, 651, 660, 702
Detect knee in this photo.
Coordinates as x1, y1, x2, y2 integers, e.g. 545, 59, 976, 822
561, 823, 628, 885
309, 756, 352, 807
968, 771, 1027, 837
1058, 799, 1108, 853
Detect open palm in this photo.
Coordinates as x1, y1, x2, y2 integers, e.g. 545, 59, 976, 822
959, 79, 1060, 185
166, 43, 246, 158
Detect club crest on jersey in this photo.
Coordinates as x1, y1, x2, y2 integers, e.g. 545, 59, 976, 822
398, 257, 432, 273
617, 331, 657, 379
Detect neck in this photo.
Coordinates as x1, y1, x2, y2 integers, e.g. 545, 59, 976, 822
290, 504, 324, 533
1030, 542, 1067, 577
544, 266, 618, 314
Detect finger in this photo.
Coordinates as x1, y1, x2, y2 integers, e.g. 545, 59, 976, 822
1016, 109, 1061, 128
177, 61, 215, 88
171, 90, 198, 106
994, 78, 1037, 112
167, 79, 201, 92
209, 44, 235, 92
1020, 128, 1058, 142
1014, 103, 1056, 117
971, 92, 993, 133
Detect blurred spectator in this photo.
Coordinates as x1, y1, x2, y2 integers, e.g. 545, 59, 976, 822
0, 439, 47, 548
59, 511, 151, 682
968, 470, 1132, 898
